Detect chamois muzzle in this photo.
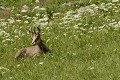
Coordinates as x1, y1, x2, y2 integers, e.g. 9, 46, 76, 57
29, 27, 41, 46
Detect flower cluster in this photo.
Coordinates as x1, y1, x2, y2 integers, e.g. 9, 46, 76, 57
0, 2, 119, 46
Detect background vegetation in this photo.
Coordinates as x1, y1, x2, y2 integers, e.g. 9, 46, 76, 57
0, 0, 120, 80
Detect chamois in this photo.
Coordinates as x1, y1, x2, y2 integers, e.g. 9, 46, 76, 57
15, 27, 49, 59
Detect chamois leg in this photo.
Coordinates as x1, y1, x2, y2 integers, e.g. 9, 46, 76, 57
41, 42, 50, 53
15, 48, 26, 59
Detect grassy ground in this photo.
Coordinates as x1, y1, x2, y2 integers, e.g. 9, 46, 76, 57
0, 0, 120, 80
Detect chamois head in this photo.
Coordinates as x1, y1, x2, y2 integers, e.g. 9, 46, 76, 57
29, 27, 41, 46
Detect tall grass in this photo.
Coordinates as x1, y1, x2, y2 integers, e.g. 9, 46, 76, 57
0, 0, 120, 80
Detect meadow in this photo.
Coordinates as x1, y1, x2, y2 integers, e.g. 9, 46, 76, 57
0, 0, 120, 80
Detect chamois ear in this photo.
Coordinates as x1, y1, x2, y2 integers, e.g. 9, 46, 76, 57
33, 27, 36, 34
29, 27, 34, 38
37, 27, 41, 34
28, 27, 32, 33
29, 27, 36, 34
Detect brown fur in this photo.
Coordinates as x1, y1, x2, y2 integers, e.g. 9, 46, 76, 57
15, 27, 49, 59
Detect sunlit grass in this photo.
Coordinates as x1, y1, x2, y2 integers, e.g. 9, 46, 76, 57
0, 0, 120, 80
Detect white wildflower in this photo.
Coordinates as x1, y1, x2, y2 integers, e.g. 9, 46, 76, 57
14, 48, 17, 50
22, 34, 25, 36
90, 4, 99, 9
9, 77, 14, 80
21, 5, 29, 13
88, 66, 94, 70
114, 24, 119, 28
21, 9, 28, 13
5, 38, 11, 42
16, 14, 21, 16
5, 33, 10, 37
74, 25, 79, 29
53, 12, 60, 16
73, 53, 76, 55
46, 39, 50, 43
26, 17, 31, 20
66, 10, 75, 15
39, 8, 46, 11
99, 3, 108, 11
35, 13, 40, 16
118, 21, 120, 26
14, 29, 18, 34
39, 62, 43, 65
59, 22, 63, 25
15, 36, 19, 38
24, 20, 29, 24
16, 20, 21, 22
35, 0, 39, 3
33, 6, 46, 11
33, 6, 40, 10
0, 22, 7, 26
80, 27, 86, 31
63, 33, 67, 36
112, 0, 119, 2
22, 15, 28, 18
40, 22, 48, 26
62, 20, 71, 25
39, 17, 48, 22
99, 25, 105, 29
73, 14, 81, 19
0, 31, 6, 36
43, 14, 48, 18
32, 17, 38, 21
77, 7, 86, 13
7, 18, 15, 24
17, 64, 20, 67
0, 66, 9, 71
88, 31, 93, 33
11, 6, 15, 12
78, 23, 82, 26
0, 19, 5, 21
2, 39, 11, 43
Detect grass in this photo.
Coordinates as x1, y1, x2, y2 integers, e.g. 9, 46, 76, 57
0, 0, 120, 80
